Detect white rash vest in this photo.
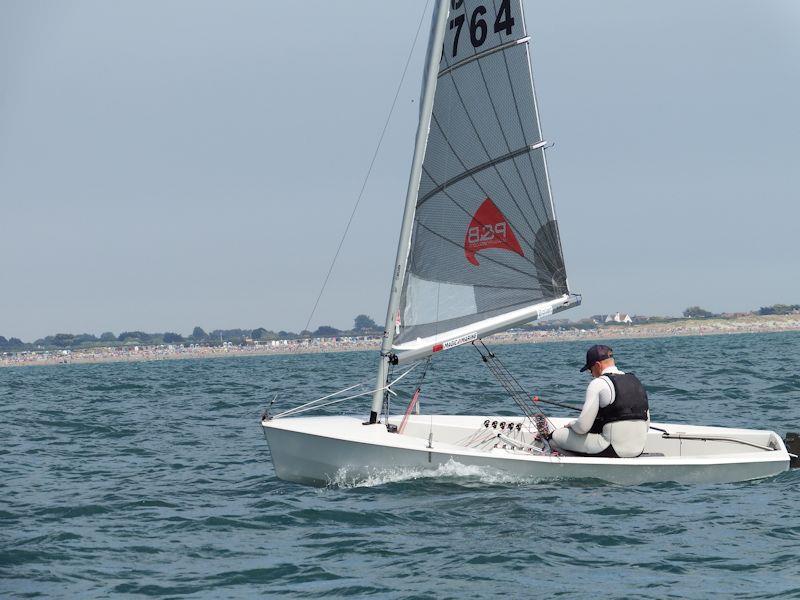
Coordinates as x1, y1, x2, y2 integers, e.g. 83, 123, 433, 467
569, 366, 624, 435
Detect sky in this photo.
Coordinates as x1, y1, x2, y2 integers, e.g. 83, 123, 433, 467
1, 1, 799, 341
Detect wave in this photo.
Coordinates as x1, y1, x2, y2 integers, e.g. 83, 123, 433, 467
326, 458, 533, 489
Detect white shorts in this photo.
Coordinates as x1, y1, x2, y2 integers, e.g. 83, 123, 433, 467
551, 421, 648, 457
551, 427, 611, 455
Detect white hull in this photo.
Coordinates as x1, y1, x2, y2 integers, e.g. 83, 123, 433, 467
262, 414, 790, 486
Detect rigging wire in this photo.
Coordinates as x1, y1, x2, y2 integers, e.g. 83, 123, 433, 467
270, 361, 422, 419
297, 0, 433, 340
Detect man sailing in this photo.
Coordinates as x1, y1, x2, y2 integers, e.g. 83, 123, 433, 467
550, 345, 650, 458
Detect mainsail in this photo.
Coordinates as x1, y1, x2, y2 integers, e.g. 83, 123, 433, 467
391, 0, 579, 364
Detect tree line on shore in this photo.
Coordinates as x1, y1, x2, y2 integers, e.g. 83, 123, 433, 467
683, 304, 800, 318
2, 305, 798, 353
0, 315, 382, 352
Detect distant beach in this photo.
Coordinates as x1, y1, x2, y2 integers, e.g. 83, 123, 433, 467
2, 314, 799, 368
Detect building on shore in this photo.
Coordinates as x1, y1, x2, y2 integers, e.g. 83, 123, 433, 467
604, 312, 633, 324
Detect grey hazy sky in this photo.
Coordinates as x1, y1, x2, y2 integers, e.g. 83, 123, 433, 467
2, 1, 799, 341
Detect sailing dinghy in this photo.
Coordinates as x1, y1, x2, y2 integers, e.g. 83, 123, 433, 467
261, 0, 794, 486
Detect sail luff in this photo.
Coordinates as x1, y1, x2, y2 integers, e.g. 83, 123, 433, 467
368, 0, 451, 424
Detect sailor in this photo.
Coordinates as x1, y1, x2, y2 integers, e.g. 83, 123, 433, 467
550, 345, 650, 458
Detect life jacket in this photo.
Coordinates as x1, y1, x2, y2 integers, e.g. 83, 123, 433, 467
589, 372, 649, 434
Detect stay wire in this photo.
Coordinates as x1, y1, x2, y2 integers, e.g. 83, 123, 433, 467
298, 0, 432, 340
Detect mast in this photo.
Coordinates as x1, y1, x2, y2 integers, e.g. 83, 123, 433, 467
368, 0, 450, 424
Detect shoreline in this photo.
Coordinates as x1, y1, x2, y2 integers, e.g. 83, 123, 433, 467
2, 314, 799, 369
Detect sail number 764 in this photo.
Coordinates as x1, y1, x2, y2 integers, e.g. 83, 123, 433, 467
449, 0, 515, 58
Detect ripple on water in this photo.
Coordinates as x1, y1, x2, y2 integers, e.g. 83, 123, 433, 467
2, 332, 800, 598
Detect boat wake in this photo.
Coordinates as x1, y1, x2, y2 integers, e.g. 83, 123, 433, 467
327, 458, 531, 489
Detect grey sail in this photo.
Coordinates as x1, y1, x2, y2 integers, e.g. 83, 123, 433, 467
391, 0, 579, 363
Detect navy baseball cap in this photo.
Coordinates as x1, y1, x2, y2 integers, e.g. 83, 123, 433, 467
580, 344, 613, 372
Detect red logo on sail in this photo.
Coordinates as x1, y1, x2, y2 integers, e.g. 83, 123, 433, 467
464, 198, 524, 266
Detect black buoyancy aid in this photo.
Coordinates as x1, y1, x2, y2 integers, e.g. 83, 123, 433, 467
589, 373, 649, 434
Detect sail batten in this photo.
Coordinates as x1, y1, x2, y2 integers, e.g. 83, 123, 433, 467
438, 36, 530, 78
390, 0, 577, 360
419, 140, 546, 205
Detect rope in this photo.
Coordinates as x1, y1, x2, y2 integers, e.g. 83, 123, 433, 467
533, 397, 582, 413
496, 432, 545, 453
473, 340, 554, 448
398, 357, 432, 434
296, 0, 432, 340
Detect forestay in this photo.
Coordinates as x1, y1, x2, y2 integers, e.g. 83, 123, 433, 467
392, 0, 579, 363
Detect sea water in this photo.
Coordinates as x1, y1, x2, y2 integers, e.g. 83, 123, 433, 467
2, 332, 799, 598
